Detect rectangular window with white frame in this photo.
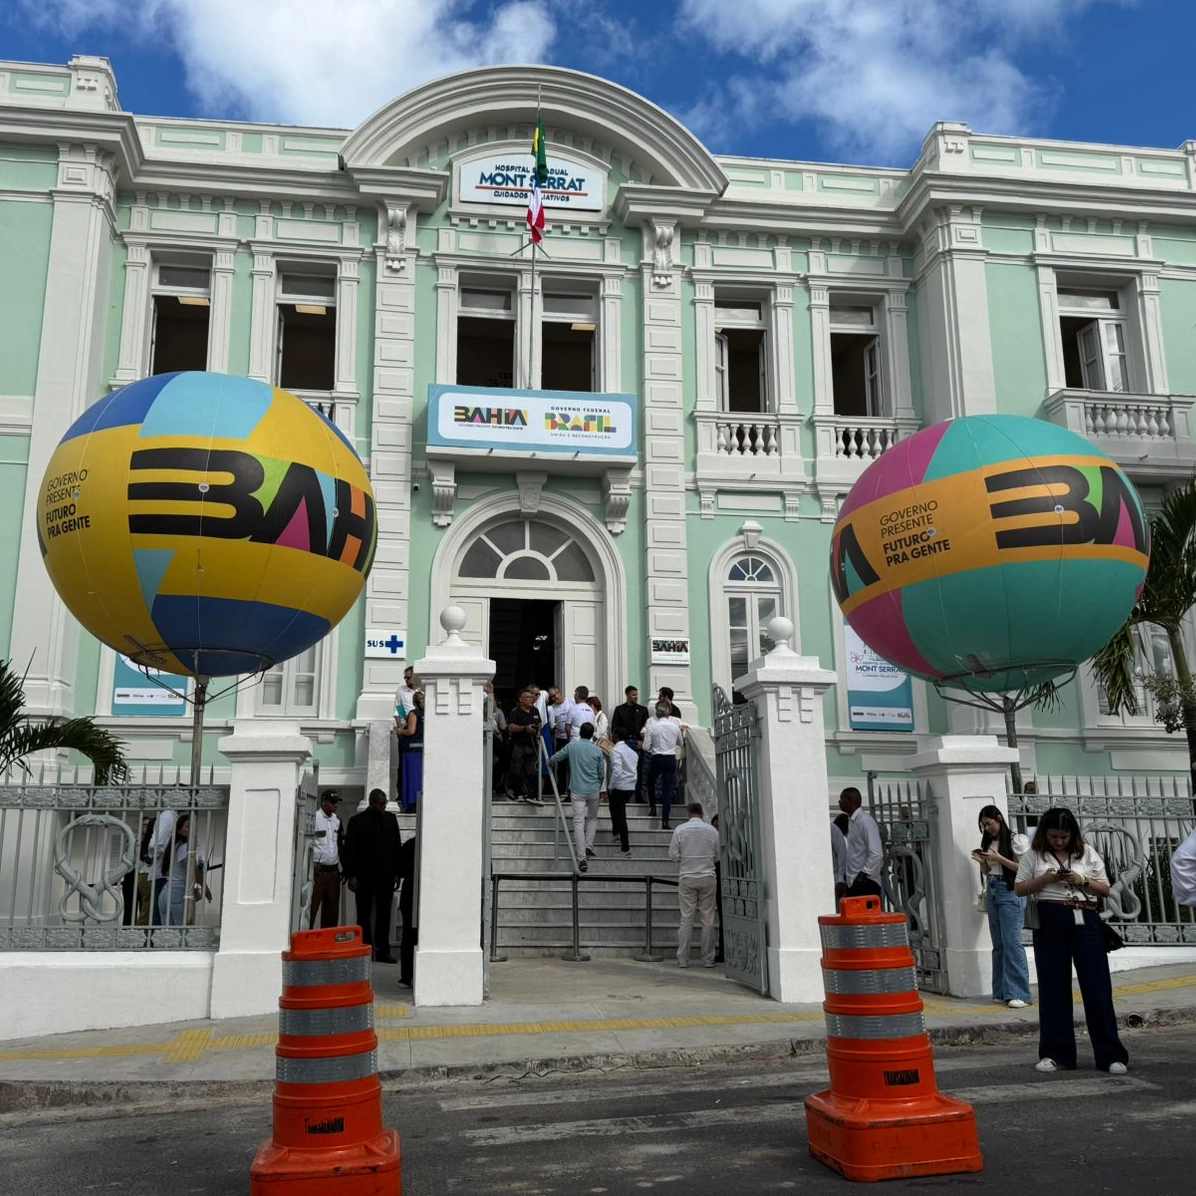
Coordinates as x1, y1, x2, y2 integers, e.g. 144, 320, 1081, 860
714, 297, 769, 414
830, 300, 884, 417
1058, 287, 1129, 393
150, 261, 212, 375
258, 644, 321, 718
457, 282, 516, 388
277, 270, 337, 392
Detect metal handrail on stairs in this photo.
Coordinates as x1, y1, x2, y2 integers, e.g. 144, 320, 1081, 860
488, 870, 682, 965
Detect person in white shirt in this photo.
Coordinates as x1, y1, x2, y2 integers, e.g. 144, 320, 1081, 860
1014, 806, 1129, 1075
839, 787, 884, 898
669, 802, 720, 968
830, 813, 849, 903
643, 703, 684, 828
971, 805, 1031, 1008
565, 685, 596, 742
546, 685, 571, 793
1171, 827, 1196, 907
607, 728, 639, 854
149, 808, 177, 925
394, 665, 417, 721
310, 790, 344, 929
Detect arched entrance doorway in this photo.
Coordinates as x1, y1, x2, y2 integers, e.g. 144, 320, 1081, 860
430, 497, 627, 710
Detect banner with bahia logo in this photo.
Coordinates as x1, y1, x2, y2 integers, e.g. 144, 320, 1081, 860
427, 384, 637, 459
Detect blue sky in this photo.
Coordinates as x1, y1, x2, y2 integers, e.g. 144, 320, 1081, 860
1, 1, 1194, 167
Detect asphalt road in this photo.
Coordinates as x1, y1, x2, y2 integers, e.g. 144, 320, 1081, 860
3, 1023, 1194, 1194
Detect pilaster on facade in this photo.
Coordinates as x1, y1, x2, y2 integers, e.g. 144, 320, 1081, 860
356, 237, 418, 721
208, 248, 236, 374
638, 232, 692, 709
11, 142, 120, 715
915, 204, 996, 422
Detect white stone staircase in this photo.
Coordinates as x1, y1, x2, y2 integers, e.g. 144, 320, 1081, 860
487, 798, 695, 956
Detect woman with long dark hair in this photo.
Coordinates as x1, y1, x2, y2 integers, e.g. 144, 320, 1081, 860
1014, 807, 1129, 1074
971, 805, 1031, 1009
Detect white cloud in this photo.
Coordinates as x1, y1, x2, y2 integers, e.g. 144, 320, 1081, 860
677, 0, 1136, 163
22, 0, 557, 127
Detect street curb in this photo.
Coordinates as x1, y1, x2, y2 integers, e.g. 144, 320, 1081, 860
2, 1004, 1190, 1119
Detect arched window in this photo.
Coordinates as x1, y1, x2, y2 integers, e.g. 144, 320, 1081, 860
457, 519, 596, 584
726, 553, 782, 689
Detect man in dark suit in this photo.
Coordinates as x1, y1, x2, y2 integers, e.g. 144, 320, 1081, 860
343, 788, 402, 963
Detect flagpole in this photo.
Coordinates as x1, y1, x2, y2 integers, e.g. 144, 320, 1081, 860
529, 87, 541, 392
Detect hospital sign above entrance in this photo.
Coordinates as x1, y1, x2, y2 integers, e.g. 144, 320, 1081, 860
456, 146, 608, 213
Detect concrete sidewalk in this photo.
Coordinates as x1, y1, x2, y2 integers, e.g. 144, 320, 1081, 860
1, 952, 1194, 1113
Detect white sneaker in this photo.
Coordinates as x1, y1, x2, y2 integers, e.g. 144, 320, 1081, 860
1007, 999, 1029, 1009
1107, 1062, 1128, 1075
1035, 1058, 1058, 1072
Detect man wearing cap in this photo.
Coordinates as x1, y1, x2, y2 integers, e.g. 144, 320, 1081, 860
310, 790, 344, 929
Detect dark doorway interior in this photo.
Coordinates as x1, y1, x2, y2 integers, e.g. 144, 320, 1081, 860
488, 598, 557, 712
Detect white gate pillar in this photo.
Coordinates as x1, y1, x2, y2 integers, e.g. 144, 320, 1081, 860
909, 734, 1018, 998
735, 618, 837, 1003
210, 719, 311, 1019
413, 607, 495, 1006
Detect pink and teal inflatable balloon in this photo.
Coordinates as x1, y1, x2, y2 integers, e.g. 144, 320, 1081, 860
831, 415, 1149, 693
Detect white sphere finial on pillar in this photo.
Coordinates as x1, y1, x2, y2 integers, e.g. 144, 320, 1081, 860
440, 605, 467, 644
767, 616, 796, 655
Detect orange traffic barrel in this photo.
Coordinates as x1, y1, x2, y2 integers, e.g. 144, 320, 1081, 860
250, 926, 402, 1195
804, 896, 983, 1182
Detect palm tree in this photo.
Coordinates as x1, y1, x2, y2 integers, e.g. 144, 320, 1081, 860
1091, 475, 1196, 794
0, 658, 129, 784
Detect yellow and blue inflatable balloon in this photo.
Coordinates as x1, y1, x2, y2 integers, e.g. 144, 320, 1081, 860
38, 372, 376, 677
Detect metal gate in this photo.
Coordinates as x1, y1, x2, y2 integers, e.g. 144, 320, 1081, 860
866, 773, 947, 993
712, 685, 767, 994
289, 760, 321, 935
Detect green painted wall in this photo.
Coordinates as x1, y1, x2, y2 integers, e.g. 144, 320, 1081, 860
1158, 277, 1196, 397
986, 261, 1048, 413
0, 435, 29, 657
0, 142, 57, 191
0, 199, 53, 397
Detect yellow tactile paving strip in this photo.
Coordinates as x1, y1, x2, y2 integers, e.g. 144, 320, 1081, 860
0, 972, 1191, 1065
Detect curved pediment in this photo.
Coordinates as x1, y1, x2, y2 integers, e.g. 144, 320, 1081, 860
341, 64, 727, 196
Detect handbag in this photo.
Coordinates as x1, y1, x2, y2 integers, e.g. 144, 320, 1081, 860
1101, 920, 1125, 952
1023, 897, 1040, 930
975, 873, 988, 914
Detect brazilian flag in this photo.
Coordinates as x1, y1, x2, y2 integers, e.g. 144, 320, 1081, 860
532, 113, 548, 185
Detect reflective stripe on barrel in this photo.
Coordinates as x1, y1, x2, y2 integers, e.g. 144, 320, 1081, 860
824, 1010, 926, 1040
821, 965, 918, 996
820, 922, 909, 950
278, 1004, 375, 1037
282, 956, 372, 988
276, 1049, 379, 1085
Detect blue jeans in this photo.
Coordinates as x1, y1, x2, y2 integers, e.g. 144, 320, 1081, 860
986, 876, 1032, 1003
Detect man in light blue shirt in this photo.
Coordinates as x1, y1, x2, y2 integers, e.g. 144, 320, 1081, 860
550, 722, 607, 871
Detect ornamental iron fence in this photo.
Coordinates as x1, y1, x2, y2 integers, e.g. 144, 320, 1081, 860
0, 784, 229, 950
1009, 788, 1196, 945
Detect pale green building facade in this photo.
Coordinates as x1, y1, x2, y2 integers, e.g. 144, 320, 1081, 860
2, 55, 1195, 796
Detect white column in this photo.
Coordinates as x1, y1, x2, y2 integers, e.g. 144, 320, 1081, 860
639, 220, 693, 716
112, 241, 151, 385
734, 618, 837, 1003
334, 256, 360, 395
10, 144, 117, 716
207, 247, 236, 374
909, 734, 1019, 999
210, 720, 312, 1019
413, 607, 495, 1006
247, 252, 276, 383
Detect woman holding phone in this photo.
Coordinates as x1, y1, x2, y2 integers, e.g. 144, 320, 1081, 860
1014, 807, 1129, 1075
971, 805, 1032, 1009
